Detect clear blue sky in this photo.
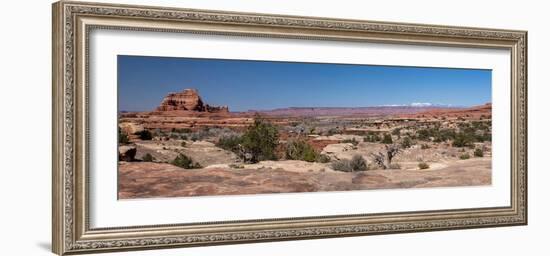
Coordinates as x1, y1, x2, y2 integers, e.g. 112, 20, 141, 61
118, 55, 491, 112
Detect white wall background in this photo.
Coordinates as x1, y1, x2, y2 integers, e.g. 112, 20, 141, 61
0, 0, 547, 255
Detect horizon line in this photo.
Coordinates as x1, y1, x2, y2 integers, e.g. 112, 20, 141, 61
119, 102, 491, 113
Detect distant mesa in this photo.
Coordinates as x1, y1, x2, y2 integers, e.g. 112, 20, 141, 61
156, 88, 229, 113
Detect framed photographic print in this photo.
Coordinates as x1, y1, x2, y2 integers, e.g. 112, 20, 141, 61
52, 1, 527, 255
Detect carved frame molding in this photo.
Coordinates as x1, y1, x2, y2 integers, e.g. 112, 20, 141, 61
52, 1, 527, 255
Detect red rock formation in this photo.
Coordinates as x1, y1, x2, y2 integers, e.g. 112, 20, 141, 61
156, 88, 228, 113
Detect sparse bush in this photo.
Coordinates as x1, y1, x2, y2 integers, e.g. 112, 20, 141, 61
421, 144, 430, 149
363, 134, 380, 143
316, 154, 331, 163
331, 159, 351, 172
474, 148, 484, 157
331, 155, 367, 172
217, 135, 243, 153
136, 130, 153, 140
118, 127, 129, 144
142, 153, 154, 162
417, 127, 456, 142
285, 140, 317, 162
382, 134, 393, 144
401, 136, 413, 148
350, 155, 368, 171
418, 162, 430, 169
181, 141, 187, 147
392, 128, 402, 136
240, 116, 279, 163
452, 132, 473, 147
326, 128, 340, 136
416, 128, 433, 141
171, 153, 202, 169
459, 153, 471, 160
171, 128, 192, 133
370, 144, 401, 169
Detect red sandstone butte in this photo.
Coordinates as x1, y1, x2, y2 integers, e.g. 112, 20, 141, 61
156, 88, 229, 113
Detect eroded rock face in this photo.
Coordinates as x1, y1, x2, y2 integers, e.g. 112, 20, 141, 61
156, 88, 228, 113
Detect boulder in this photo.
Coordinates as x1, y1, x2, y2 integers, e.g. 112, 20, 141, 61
119, 122, 144, 135
119, 145, 137, 162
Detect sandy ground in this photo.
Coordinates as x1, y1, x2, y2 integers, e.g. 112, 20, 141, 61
118, 157, 491, 199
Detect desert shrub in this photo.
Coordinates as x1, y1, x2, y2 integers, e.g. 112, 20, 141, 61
118, 127, 129, 144
417, 128, 456, 142
418, 162, 430, 169
459, 153, 471, 160
217, 135, 243, 153
142, 153, 154, 162
136, 130, 153, 140
184, 127, 236, 142
474, 148, 484, 157
416, 128, 433, 141
342, 138, 359, 146
326, 128, 340, 136
454, 123, 492, 144
452, 132, 474, 147
181, 141, 187, 147
392, 128, 402, 136
240, 116, 279, 163
285, 140, 318, 162
477, 133, 492, 142
332, 155, 367, 172
420, 144, 430, 149
350, 155, 368, 171
171, 153, 202, 169
331, 159, 352, 172
401, 136, 413, 148
171, 128, 192, 133
381, 134, 393, 144
363, 134, 380, 143
316, 154, 331, 163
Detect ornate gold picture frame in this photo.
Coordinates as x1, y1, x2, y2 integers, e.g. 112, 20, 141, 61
52, 1, 527, 255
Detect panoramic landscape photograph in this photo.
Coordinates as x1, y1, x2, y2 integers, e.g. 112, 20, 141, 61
117, 55, 492, 199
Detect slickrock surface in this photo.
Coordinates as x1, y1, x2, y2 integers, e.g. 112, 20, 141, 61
118, 158, 491, 199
